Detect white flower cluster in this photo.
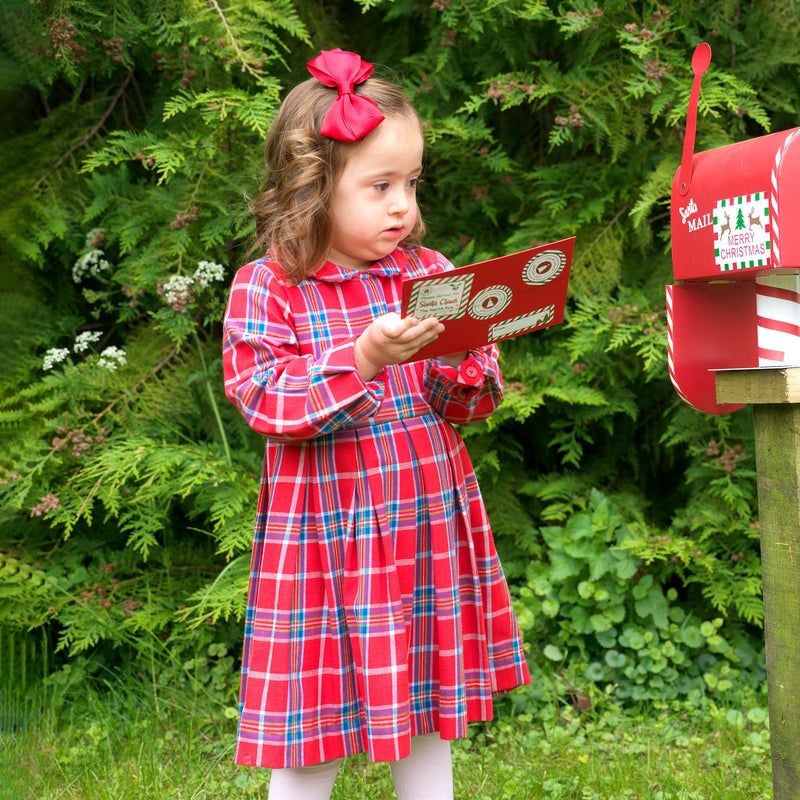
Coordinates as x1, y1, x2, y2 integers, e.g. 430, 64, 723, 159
97, 346, 127, 371
73, 330, 102, 353
43, 348, 71, 371
73, 249, 110, 283
160, 261, 225, 312
194, 260, 226, 288
43, 330, 127, 372
162, 274, 195, 306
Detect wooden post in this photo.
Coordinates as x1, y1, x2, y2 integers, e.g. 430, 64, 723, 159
716, 367, 800, 799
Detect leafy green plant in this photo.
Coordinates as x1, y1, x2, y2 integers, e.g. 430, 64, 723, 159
504, 489, 765, 722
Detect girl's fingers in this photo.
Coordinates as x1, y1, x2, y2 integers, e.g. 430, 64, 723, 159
401, 320, 443, 358
403, 316, 444, 341
366, 315, 444, 366
378, 312, 406, 338
376, 313, 442, 341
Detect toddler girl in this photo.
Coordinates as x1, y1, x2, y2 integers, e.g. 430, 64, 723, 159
222, 47, 530, 800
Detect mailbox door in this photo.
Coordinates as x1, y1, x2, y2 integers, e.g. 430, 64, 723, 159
666, 281, 757, 414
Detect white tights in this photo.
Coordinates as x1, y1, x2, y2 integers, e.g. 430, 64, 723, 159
266, 732, 454, 800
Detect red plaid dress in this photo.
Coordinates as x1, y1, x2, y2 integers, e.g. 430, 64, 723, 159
222, 244, 530, 769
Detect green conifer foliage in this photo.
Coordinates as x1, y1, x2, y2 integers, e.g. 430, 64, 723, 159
0, 0, 309, 664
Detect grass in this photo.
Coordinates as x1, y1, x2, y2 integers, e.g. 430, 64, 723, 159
0, 678, 773, 800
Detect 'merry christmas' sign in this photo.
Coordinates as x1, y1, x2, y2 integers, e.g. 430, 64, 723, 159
713, 192, 771, 271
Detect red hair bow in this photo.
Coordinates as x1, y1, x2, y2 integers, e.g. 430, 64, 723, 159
306, 48, 385, 142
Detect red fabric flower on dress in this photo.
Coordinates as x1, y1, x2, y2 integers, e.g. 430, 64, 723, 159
306, 48, 385, 142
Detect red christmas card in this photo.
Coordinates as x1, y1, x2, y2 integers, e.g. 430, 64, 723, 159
401, 237, 575, 360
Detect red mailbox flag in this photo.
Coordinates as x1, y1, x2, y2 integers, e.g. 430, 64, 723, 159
667, 44, 800, 414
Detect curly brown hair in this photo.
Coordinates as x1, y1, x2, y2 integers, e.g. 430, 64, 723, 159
250, 75, 426, 282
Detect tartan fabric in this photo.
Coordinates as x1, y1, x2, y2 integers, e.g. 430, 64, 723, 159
222, 244, 530, 769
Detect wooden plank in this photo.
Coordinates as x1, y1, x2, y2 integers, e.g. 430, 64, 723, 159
715, 367, 800, 405
750, 402, 800, 800
715, 366, 800, 800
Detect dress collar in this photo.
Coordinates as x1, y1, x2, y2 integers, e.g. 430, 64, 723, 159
310, 248, 408, 283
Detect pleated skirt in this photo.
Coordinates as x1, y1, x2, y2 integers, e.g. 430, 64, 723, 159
235, 412, 530, 768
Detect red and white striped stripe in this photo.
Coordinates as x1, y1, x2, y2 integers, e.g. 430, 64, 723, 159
665, 285, 690, 403
756, 128, 800, 365
756, 274, 800, 365
770, 128, 800, 267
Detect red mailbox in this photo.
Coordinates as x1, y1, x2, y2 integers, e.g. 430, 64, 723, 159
667, 43, 800, 413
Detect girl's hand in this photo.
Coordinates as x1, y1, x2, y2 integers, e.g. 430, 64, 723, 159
355, 313, 444, 380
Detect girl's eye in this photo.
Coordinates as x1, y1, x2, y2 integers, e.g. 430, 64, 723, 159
373, 177, 422, 192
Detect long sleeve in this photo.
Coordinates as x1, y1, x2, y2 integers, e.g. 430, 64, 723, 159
222, 261, 385, 441
423, 346, 504, 424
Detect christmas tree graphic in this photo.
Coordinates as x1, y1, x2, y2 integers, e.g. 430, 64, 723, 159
735, 206, 746, 230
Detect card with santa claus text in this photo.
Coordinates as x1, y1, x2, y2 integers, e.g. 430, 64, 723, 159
402, 237, 574, 360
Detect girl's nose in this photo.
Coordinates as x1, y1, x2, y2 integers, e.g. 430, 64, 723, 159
388, 187, 410, 214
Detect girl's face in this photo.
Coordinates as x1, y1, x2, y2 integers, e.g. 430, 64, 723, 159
327, 115, 424, 269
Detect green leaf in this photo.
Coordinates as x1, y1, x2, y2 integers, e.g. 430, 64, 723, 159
681, 626, 705, 649
634, 587, 670, 629
590, 613, 613, 633
605, 649, 627, 668
543, 644, 564, 661
618, 627, 646, 650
